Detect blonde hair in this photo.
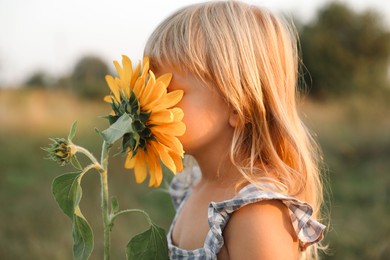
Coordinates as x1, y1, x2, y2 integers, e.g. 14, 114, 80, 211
144, 1, 326, 259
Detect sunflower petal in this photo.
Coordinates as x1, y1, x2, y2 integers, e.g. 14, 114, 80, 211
122, 55, 132, 76
149, 110, 173, 124
146, 148, 161, 187
154, 132, 183, 155
153, 142, 176, 174
171, 107, 184, 122
104, 95, 114, 103
154, 162, 163, 187
142, 82, 167, 112
169, 151, 184, 173
124, 151, 136, 168
148, 171, 155, 187
141, 57, 149, 79
121, 55, 132, 98
154, 90, 183, 110
134, 153, 147, 183
139, 71, 156, 107
153, 121, 186, 136
133, 75, 146, 98
105, 75, 120, 102
156, 73, 172, 88
131, 62, 141, 87
114, 60, 123, 79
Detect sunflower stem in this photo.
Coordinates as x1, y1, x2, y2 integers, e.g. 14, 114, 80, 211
100, 141, 112, 260
73, 144, 100, 166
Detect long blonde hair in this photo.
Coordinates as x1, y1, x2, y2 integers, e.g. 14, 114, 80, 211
144, 1, 326, 258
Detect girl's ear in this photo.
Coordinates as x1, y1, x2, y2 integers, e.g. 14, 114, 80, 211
229, 109, 240, 128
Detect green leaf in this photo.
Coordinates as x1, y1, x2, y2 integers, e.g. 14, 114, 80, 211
126, 224, 169, 260
101, 113, 134, 145
52, 170, 93, 259
73, 207, 94, 260
68, 121, 78, 141
52, 172, 82, 219
111, 196, 119, 214
71, 155, 83, 170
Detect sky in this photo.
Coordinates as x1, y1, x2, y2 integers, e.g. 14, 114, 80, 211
1, 0, 389, 86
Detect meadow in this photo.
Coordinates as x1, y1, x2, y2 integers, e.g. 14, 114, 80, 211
0, 88, 389, 259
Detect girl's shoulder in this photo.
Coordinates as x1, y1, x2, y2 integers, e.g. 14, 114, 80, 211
168, 173, 325, 257
222, 198, 299, 258
209, 183, 326, 251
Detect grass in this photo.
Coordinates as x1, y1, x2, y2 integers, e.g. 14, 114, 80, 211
0, 88, 389, 259
301, 97, 390, 259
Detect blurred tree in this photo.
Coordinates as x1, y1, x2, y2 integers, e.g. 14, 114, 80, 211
56, 74, 72, 90
299, 3, 390, 98
71, 55, 109, 99
25, 71, 54, 88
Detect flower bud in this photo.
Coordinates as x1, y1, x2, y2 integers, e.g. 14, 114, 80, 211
44, 138, 77, 166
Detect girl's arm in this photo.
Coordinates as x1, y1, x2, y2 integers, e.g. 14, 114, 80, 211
223, 200, 299, 259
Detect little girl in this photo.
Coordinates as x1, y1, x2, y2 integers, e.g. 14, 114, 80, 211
144, 1, 326, 259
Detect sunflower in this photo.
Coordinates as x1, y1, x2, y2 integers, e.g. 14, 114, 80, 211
104, 55, 185, 187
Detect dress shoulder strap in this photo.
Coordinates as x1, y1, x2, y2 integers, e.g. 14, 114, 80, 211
169, 166, 201, 210
205, 183, 326, 253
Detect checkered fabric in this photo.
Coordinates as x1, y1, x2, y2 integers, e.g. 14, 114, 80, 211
168, 168, 325, 259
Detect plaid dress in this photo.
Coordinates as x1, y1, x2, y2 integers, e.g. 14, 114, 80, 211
168, 167, 325, 259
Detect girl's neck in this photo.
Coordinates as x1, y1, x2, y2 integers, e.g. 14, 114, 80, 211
187, 124, 243, 188
193, 150, 243, 188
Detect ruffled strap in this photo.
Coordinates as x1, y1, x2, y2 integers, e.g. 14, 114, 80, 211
169, 166, 201, 210
283, 200, 325, 250
206, 184, 325, 254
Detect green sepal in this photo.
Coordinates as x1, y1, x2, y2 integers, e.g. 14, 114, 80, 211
129, 91, 140, 115
94, 127, 103, 137
111, 101, 122, 116
139, 112, 151, 123
126, 224, 169, 260
134, 120, 146, 132
71, 155, 83, 170
73, 207, 94, 260
103, 115, 120, 125
52, 172, 83, 219
122, 133, 140, 154
140, 128, 152, 139
101, 113, 134, 145
68, 121, 78, 141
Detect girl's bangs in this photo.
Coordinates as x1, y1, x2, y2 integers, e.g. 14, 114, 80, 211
144, 5, 210, 80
